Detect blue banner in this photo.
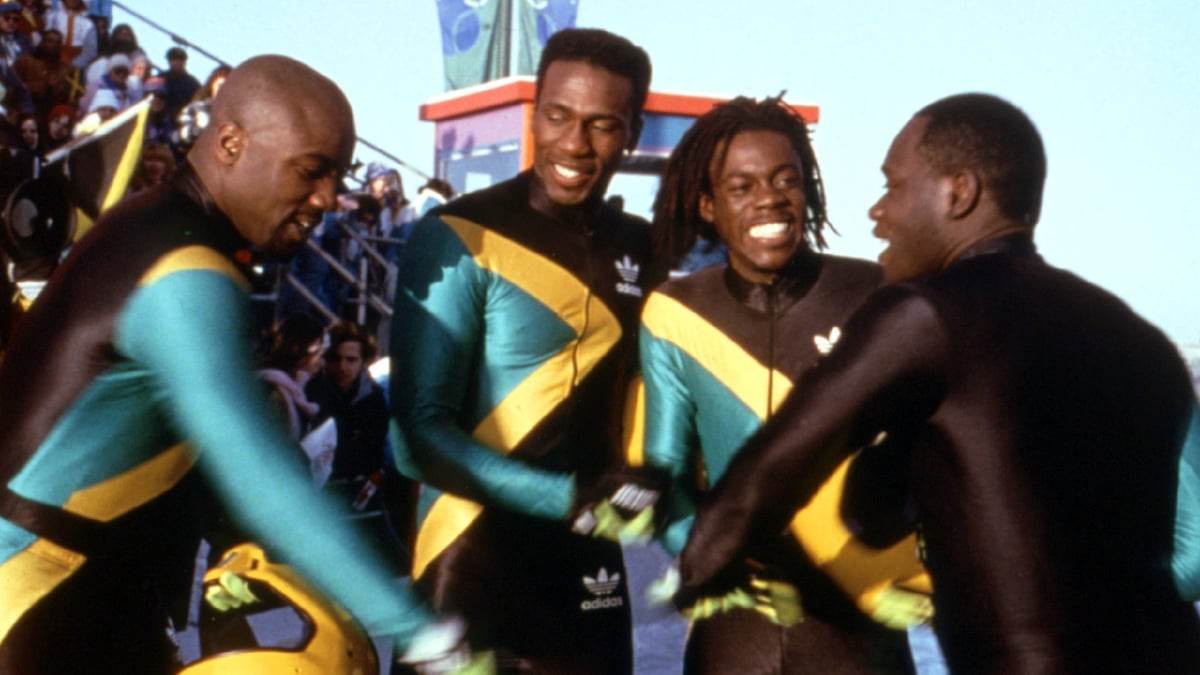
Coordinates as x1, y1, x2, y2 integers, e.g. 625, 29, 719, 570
516, 0, 578, 76
438, 0, 509, 91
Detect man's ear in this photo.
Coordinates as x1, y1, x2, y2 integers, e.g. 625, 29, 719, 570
698, 191, 715, 224
214, 122, 245, 167
947, 169, 981, 220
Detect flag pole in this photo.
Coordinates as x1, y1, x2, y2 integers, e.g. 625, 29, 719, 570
111, 1, 230, 66
508, 0, 519, 79
110, 1, 433, 182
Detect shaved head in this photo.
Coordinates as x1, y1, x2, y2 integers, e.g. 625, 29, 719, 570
191, 55, 356, 258
208, 55, 354, 146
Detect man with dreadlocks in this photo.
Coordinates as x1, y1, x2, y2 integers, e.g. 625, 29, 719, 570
639, 95, 926, 673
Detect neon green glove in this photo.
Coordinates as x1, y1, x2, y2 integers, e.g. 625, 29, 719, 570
647, 562, 757, 618
203, 571, 259, 612
749, 577, 804, 626
570, 466, 670, 543
406, 651, 496, 675
398, 617, 497, 675
588, 499, 658, 544
679, 586, 757, 620
869, 586, 934, 630
453, 652, 496, 675
646, 565, 681, 607
649, 564, 804, 626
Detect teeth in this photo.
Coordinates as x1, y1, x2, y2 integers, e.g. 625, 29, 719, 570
554, 164, 581, 180
748, 222, 788, 239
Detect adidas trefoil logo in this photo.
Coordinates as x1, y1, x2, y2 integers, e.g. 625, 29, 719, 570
584, 568, 621, 595
615, 255, 643, 298
615, 256, 639, 283
580, 567, 625, 611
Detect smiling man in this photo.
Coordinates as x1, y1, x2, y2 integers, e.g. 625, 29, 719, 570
390, 27, 659, 673
0, 55, 467, 674
642, 95, 921, 674
674, 93, 1200, 674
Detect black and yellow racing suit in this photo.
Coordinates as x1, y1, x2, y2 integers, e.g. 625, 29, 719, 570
391, 171, 663, 673
641, 251, 923, 673
0, 167, 433, 673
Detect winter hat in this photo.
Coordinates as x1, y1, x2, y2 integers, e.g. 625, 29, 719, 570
49, 103, 76, 121
143, 76, 166, 94
365, 162, 393, 183
88, 88, 120, 114
107, 53, 131, 73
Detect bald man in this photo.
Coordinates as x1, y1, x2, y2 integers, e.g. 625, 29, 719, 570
0, 55, 453, 673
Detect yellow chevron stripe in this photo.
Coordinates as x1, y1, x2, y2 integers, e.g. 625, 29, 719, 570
73, 99, 151, 241
412, 495, 483, 580
788, 456, 930, 617
643, 291, 929, 613
138, 246, 249, 291
443, 215, 622, 449
414, 216, 624, 578
0, 538, 86, 645
622, 375, 647, 467
62, 443, 197, 522
101, 102, 150, 214
642, 292, 791, 418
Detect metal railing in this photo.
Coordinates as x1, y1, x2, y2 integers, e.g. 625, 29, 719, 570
251, 221, 405, 348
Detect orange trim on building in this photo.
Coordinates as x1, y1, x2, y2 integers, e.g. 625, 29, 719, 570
420, 78, 538, 121
519, 102, 536, 170
646, 91, 819, 123
420, 76, 820, 124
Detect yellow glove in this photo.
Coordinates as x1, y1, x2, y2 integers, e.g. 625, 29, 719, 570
203, 571, 259, 612
869, 586, 934, 630
589, 499, 657, 544
749, 577, 804, 626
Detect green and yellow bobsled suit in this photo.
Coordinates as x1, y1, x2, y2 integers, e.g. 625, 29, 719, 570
391, 171, 662, 673
640, 252, 926, 673
0, 167, 432, 674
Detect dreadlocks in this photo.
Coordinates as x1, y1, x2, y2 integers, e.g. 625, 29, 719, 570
652, 95, 831, 267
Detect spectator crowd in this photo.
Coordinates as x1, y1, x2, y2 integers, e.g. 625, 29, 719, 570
4, 12, 1200, 675
0, 0, 461, 359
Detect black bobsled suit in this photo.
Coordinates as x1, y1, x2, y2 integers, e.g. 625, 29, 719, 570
678, 233, 1200, 674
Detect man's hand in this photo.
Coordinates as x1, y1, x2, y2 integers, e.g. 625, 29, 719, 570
674, 577, 803, 626
680, 586, 757, 620
868, 585, 934, 630
653, 563, 804, 626
748, 576, 804, 626
397, 616, 496, 675
204, 571, 259, 612
571, 465, 669, 543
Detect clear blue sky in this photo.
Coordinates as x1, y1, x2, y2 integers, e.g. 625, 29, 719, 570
117, 1, 1200, 344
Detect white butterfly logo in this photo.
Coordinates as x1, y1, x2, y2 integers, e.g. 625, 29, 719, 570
813, 326, 842, 356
